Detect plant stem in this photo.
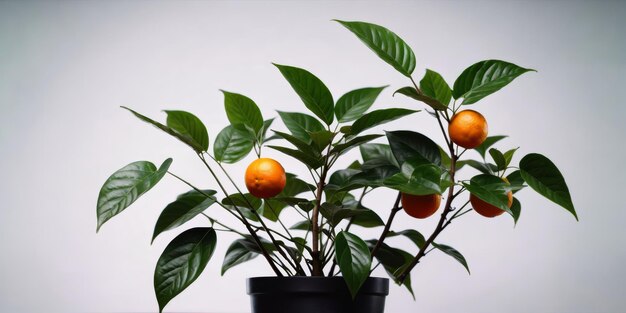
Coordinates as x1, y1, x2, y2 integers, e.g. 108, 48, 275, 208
197, 153, 283, 277
311, 163, 330, 276
396, 112, 458, 284
370, 192, 402, 259
209, 154, 303, 275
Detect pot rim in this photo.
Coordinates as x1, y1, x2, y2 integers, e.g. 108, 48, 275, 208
247, 276, 389, 295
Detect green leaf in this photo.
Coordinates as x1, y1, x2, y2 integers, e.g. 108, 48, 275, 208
350, 206, 385, 228
387, 229, 426, 249
121, 107, 205, 152
393, 87, 448, 110
360, 143, 399, 169
221, 90, 264, 134
267, 145, 323, 169
274, 64, 334, 125
213, 125, 254, 163
272, 130, 321, 157
335, 86, 387, 122
519, 153, 577, 220
164, 110, 209, 152
277, 111, 325, 143
367, 242, 415, 298
334, 231, 372, 298
350, 165, 399, 187
474, 135, 507, 159
463, 174, 512, 214
220, 236, 276, 276
386, 130, 442, 166
309, 130, 336, 152
335, 20, 416, 77
222, 193, 262, 221
350, 108, 418, 135
453, 60, 535, 104
432, 242, 470, 274
97, 159, 172, 232
420, 69, 452, 106
489, 148, 506, 171
327, 169, 362, 191
152, 190, 217, 243
462, 159, 497, 175
260, 118, 275, 142
510, 197, 521, 226
384, 162, 442, 195
260, 174, 313, 221
154, 227, 216, 312
320, 202, 365, 227
290, 220, 311, 231
331, 134, 383, 156
506, 170, 525, 194
503, 147, 519, 168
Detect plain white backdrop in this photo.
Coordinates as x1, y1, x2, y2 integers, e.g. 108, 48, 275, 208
1, 1, 625, 312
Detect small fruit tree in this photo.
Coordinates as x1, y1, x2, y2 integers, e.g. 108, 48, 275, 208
96, 20, 577, 312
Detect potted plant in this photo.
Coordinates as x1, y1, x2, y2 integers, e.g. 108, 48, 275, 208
96, 20, 577, 313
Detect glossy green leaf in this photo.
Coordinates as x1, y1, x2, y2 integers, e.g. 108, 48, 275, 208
350, 108, 418, 135
386, 130, 442, 166
121, 107, 205, 152
384, 162, 442, 195
519, 153, 577, 220
320, 202, 365, 227
335, 231, 372, 298
152, 190, 217, 242
272, 130, 321, 157
290, 220, 311, 231
309, 130, 335, 152
267, 145, 323, 169
462, 159, 497, 175
463, 174, 512, 214
164, 110, 209, 152
420, 69, 452, 106
506, 170, 525, 194
393, 86, 448, 110
260, 118, 275, 142
387, 229, 426, 249
335, 20, 416, 77
453, 60, 535, 104
220, 236, 276, 276
274, 64, 334, 125
222, 193, 262, 221
367, 241, 415, 298
474, 135, 507, 159
432, 242, 470, 274
489, 148, 506, 171
97, 159, 172, 232
335, 86, 387, 122
360, 143, 399, 169
154, 227, 216, 312
350, 165, 399, 187
350, 206, 385, 228
277, 111, 325, 143
222, 90, 264, 134
213, 125, 254, 163
331, 134, 382, 156
503, 147, 519, 168
510, 197, 521, 226
327, 169, 362, 191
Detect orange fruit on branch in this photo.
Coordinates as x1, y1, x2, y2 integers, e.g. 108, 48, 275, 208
401, 193, 441, 219
470, 178, 513, 218
448, 110, 488, 149
245, 158, 286, 198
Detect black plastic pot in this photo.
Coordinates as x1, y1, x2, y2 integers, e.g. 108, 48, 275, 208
247, 276, 389, 313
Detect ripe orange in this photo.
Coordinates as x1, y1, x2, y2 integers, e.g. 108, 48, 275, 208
448, 110, 488, 149
245, 158, 286, 198
401, 193, 441, 219
470, 178, 513, 218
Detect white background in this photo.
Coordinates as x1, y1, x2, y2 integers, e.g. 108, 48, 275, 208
1, 1, 625, 312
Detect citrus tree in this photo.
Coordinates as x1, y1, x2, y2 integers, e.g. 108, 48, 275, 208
96, 20, 577, 312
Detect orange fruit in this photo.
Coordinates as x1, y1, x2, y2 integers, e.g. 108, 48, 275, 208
245, 158, 286, 198
401, 193, 441, 219
470, 178, 513, 218
448, 110, 488, 149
